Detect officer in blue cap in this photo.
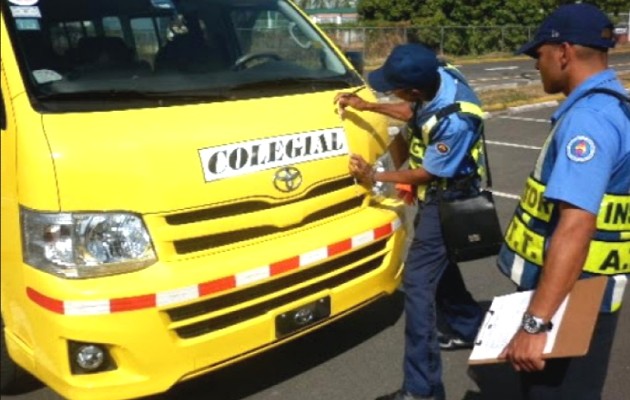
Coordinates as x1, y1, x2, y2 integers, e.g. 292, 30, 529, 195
496, 3, 629, 400
335, 42, 486, 400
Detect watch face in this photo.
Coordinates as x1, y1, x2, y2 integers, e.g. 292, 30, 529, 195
522, 313, 548, 334
523, 316, 539, 333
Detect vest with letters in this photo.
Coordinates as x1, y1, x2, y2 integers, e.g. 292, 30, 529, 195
498, 87, 630, 313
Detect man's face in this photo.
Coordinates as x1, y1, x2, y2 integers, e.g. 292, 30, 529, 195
534, 43, 566, 95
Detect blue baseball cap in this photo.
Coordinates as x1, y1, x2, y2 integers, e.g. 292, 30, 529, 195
367, 43, 440, 92
516, 3, 615, 58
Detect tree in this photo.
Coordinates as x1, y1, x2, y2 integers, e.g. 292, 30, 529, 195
351, 0, 627, 55
586, 0, 630, 17
301, 0, 626, 26
358, 0, 423, 22
356, 0, 625, 26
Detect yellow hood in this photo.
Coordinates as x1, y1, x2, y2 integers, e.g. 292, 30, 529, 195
42, 90, 387, 214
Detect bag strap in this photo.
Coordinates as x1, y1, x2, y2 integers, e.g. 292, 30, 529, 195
478, 115, 493, 189
579, 87, 630, 103
441, 62, 474, 89
412, 101, 492, 190
433, 102, 493, 188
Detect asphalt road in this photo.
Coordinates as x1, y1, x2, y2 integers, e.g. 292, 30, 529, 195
3, 103, 629, 400
457, 51, 630, 91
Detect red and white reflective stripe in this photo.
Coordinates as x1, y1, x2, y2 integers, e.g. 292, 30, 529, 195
27, 219, 401, 316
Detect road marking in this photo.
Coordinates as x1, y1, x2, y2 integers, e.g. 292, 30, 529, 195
498, 116, 549, 123
470, 76, 516, 82
492, 190, 521, 200
484, 66, 519, 71
486, 140, 542, 150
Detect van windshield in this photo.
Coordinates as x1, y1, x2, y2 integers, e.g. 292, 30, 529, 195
2, 0, 362, 111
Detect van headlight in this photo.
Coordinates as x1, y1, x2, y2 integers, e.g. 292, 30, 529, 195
21, 208, 156, 279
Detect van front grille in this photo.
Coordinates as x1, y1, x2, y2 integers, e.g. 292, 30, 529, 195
172, 196, 363, 254
165, 240, 387, 339
166, 177, 356, 225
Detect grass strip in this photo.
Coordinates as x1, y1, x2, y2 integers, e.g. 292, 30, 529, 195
480, 71, 630, 112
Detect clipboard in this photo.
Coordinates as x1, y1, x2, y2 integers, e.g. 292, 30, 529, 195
468, 276, 608, 365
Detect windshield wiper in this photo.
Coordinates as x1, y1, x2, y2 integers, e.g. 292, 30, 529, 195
36, 89, 231, 102
225, 77, 358, 92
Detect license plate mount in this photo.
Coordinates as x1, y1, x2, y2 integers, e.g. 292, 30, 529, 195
275, 297, 331, 339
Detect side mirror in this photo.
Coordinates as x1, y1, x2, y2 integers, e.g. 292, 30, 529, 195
344, 51, 364, 76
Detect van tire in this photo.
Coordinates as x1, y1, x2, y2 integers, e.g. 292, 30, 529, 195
1, 315, 34, 394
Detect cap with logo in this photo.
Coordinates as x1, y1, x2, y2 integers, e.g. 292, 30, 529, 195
367, 43, 440, 92
516, 3, 615, 58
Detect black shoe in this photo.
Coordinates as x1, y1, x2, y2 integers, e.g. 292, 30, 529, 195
375, 389, 437, 400
438, 331, 474, 350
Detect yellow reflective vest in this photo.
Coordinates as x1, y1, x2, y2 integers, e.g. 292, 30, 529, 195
407, 101, 486, 200
499, 88, 630, 312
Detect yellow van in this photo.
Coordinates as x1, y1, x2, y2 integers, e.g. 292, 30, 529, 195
0, 0, 407, 399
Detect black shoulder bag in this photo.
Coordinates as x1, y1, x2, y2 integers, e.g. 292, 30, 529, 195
434, 105, 504, 262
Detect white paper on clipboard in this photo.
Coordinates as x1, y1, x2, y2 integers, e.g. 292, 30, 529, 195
469, 290, 569, 362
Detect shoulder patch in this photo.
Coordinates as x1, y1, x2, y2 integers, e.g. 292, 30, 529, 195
566, 135, 596, 162
435, 142, 450, 155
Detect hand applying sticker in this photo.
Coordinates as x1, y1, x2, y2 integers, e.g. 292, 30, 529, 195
333, 87, 367, 119
348, 153, 375, 186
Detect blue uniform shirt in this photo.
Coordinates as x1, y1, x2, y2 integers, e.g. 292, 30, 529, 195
542, 69, 630, 215
497, 68, 630, 312
415, 67, 483, 179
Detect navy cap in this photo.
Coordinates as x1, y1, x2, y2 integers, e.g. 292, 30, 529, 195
368, 43, 440, 92
517, 3, 615, 57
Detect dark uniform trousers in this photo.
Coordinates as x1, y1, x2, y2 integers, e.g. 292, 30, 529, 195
402, 194, 483, 397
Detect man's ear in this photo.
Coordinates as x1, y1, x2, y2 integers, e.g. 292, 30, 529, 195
559, 42, 574, 69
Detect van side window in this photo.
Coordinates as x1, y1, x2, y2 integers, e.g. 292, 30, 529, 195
65, 21, 96, 47
102, 16, 124, 39
131, 18, 162, 69
232, 10, 324, 71
154, 15, 230, 73
49, 20, 98, 61
50, 24, 71, 55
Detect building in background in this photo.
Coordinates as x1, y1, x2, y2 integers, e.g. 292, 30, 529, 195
306, 7, 358, 25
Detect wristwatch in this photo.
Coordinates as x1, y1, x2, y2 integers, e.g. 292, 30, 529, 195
521, 312, 553, 334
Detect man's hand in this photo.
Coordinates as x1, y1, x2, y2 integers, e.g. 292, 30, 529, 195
500, 203, 595, 374
349, 153, 374, 185
334, 92, 369, 117
500, 330, 548, 372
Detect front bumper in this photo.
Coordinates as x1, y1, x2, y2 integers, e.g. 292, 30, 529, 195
6, 204, 407, 400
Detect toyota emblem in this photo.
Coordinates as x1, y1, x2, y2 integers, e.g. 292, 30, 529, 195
273, 167, 302, 193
